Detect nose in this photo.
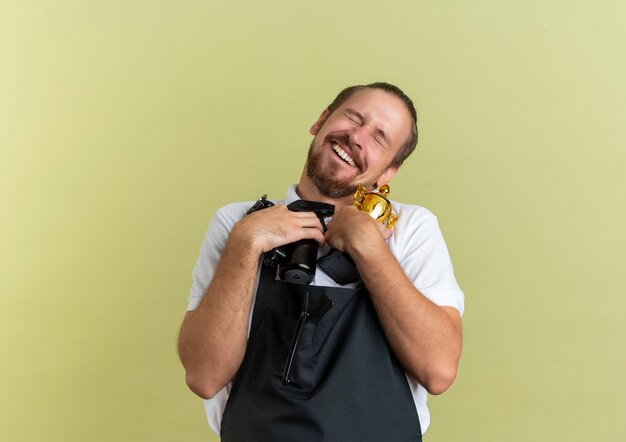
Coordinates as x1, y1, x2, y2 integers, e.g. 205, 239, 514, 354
347, 124, 371, 151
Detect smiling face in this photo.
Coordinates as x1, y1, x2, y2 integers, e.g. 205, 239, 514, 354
304, 88, 413, 199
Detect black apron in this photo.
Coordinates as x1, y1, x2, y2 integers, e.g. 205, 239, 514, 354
220, 263, 422, 442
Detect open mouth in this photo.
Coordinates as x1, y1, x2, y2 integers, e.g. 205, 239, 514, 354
332, 143, 357, 167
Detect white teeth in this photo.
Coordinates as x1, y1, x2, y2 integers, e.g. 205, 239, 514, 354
332, 143, 356, 167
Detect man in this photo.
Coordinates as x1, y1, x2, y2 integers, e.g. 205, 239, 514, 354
178, 83, 464, 441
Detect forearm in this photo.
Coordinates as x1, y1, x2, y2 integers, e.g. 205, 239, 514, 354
349, 237, 462, 395
178, 206, 326, 399
178, 230, 261, 399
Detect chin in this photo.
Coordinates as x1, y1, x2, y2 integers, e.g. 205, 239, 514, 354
313, 177, 358, 199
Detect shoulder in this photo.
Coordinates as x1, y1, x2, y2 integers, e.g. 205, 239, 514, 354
214, 201, 254, 226
212, 197, 287, 229
390, 200, 439, 234
387, 200, 465, 314
391, 200, 436, 219
386, 199, 447, 258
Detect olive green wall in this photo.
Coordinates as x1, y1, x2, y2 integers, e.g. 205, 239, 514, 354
1, 1, 624, 441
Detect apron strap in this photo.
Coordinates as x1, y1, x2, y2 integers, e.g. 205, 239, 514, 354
259, 257, 277, 282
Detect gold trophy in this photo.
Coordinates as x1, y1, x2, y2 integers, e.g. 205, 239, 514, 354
353, 184, 398, 229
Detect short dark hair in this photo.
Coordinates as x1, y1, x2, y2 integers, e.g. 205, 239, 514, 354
326, 82, 418, 168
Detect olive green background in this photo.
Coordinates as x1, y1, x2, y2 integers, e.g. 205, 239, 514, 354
1, 1, 624, 441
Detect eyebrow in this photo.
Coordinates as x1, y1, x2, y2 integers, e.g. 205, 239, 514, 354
345, 108, 390, 146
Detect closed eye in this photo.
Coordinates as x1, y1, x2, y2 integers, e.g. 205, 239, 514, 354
344, 108, 389, 148
344, 112, 360, 124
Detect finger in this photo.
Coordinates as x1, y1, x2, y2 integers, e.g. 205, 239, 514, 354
281, 218, 322, 234
295, 210, 326, 222
383, 227, 394, 240
299, 227, 326, 245
323, 230, 343, 251
290, 212, 325, 230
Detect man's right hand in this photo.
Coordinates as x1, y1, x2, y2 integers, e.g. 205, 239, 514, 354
231, 204, 326, 254
179, 204, 326, 399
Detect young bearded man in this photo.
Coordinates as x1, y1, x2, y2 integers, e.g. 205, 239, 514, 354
178, 82, 464, 441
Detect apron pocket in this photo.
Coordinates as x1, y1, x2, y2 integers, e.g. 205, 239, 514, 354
245, 309, 319, 398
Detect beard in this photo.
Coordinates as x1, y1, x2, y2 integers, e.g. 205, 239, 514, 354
305, 138, 362, 199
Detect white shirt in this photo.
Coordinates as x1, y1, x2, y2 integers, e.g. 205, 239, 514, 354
187, 185, 465, 435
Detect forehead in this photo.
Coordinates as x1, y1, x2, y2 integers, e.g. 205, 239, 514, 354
335, 88, 413, 147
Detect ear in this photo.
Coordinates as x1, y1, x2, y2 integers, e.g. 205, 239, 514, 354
375, 167, 398, 189
309, 109, 331, 135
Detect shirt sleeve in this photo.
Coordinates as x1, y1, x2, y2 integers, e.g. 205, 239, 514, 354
184, 202, 250, 435
187, 205, 245, 311
393, 207, 465, 316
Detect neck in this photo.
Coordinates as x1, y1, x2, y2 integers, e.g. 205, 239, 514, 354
296, 168, 355, 206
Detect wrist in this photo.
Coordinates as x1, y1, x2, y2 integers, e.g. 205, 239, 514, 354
229, 222, 265, 257
346, 225, 388, 262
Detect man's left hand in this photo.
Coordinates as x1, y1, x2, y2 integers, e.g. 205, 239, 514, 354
324, 205, 393, 255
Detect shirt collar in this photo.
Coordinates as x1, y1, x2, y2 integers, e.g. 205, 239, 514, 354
285, 184, 301, 205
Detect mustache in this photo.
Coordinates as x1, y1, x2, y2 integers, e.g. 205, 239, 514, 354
326, 134, 364, 171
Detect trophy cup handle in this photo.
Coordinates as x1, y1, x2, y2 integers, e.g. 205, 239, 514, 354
385, 213, 398, 229
353, 184, 367, 211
